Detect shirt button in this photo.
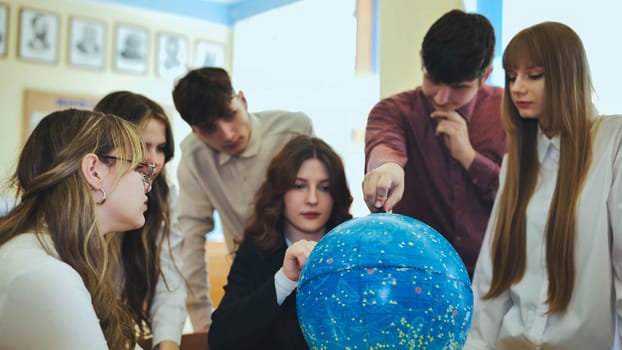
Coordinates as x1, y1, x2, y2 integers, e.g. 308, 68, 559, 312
456, 209, 463, 216
472, 178, 479, 184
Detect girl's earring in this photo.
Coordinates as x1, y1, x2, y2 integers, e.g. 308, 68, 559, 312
94, 188, 107, 205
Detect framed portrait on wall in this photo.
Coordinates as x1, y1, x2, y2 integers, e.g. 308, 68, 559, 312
0, 3, 8, 57
156, 32, 188, 79
18, 7, 59, 63
114, 23, 148, 74
193, 39, 226, 68
68, 17, 106, 69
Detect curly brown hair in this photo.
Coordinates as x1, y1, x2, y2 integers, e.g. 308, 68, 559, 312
244, 135, 353, 252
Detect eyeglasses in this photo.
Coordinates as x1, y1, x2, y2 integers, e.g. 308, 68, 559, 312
99, 155, 156, 192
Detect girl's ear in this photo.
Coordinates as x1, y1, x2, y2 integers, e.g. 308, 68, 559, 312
81, 153, 104, 189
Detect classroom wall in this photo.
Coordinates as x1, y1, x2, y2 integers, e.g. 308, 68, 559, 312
378, 0, 463, 98
0, 0, 525, 188
0, 0, 232, 182
231, 0, 374, 217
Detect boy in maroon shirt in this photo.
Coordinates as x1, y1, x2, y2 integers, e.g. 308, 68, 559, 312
363, 9, 505, 276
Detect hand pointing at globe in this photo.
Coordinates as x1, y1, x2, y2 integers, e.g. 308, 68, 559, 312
362, 162, 405, 212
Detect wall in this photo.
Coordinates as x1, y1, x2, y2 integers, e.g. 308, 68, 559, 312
378, 0, 463, 98
0, 0, 231, 183
232, 0, 377, 217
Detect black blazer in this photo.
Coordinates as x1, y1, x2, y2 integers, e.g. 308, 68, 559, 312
208, 239, 309, 350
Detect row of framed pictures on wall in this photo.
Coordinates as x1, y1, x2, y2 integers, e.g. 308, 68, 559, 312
0, 4, 227, 78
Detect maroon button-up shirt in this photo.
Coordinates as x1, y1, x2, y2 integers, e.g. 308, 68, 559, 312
365, 85, 505, 275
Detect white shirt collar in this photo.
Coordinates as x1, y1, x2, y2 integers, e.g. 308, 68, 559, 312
537, 125, 560, 165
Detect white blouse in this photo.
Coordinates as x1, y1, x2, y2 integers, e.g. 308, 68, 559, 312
0, 234, 110, 350
0, 184, 188, 349
147, 183, 187, 347
465, 115, 622, 350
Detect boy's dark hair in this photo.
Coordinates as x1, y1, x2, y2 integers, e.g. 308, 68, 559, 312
172, 67, 235, 126
421, 9, 495, 84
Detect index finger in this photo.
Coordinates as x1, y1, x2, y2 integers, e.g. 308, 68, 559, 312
369, 174, 392, 209
362, 171, 381, 206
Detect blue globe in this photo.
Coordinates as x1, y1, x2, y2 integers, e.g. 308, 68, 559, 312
297, 213, 473, 349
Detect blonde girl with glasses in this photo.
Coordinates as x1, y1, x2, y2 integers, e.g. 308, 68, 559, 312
0, 109, 150, 349
95, 91, 186, 350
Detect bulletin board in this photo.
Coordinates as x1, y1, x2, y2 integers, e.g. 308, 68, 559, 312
23, 88, 99, 141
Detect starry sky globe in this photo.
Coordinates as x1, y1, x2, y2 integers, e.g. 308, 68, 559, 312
297, 213, 473, 349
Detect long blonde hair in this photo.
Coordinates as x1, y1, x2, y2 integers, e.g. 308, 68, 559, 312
483, 22, 595, 313
0, 109, 146, 348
